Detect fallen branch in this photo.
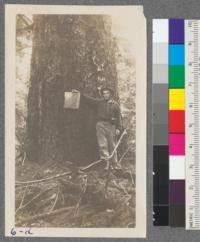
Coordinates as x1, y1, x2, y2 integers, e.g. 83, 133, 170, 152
117, 181, 132, 205
16, 205, 74, 226
89, 172, 104, 185
104, 129, 127, 197
129, 170, 135, 186
80, 129, 127, 172
112, 180, 127, 194
118, 146, 131, 165
80, 159, 102, 172
59, 188, 65, 206
22, 152, 27, 166
127, 222, 135, 228
50, 185, 59, 212
74, 176, 88, 216
16, 187, 55, 212
16, 171, 72, 185
110, 129, 127, 160
15, 130, 127, 185
16, 184, 29, 213
104, 161, 112, 198
34, 195, 55, 214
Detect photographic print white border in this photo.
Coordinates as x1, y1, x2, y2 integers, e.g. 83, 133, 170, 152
5, 4, 146, 238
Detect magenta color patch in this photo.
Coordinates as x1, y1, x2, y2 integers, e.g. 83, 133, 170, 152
169, 134, 185, 155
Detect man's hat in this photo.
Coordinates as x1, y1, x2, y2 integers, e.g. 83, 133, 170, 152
100, 87, 114, 96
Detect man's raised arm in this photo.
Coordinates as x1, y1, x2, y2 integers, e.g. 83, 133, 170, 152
72, 89, 101, 108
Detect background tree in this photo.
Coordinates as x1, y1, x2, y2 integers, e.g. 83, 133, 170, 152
26, 15, 118, 165
16, 15, 33, 162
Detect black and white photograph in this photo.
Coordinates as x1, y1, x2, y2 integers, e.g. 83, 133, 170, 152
5, 5, 146, 238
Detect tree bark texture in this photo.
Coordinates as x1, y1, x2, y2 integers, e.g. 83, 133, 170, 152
27, 15, 118, 165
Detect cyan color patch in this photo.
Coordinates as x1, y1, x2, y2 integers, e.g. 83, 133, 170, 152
169, 45, 184, 65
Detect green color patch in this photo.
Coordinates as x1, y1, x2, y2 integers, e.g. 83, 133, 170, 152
169, 65, 185, 88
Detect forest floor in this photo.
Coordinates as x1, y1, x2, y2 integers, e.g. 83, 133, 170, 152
15, 153, 135, 228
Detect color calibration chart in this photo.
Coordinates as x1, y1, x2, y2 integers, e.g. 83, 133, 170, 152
153, 19, 200, 229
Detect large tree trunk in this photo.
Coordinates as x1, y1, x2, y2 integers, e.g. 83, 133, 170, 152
27, 15, 118, 165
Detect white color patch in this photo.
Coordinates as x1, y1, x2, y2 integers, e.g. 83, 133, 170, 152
169, 156, 185, 180
153, 19, 169, 43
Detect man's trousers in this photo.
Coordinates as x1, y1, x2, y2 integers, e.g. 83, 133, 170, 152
96, 121, 118, 164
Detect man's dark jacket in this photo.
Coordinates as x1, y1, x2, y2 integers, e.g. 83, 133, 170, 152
81, 94, 123, 131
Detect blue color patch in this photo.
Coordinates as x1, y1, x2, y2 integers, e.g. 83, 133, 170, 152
169, 45, 184, 65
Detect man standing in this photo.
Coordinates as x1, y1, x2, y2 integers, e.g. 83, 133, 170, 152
72, 88, 122, 169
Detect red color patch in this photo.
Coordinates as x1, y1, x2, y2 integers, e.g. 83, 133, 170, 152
169, 110, 185, 133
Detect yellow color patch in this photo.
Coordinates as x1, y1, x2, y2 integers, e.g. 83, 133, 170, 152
169, 89, 185, 110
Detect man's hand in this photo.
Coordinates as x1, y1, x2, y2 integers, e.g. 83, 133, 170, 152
116, 129, 120, 136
